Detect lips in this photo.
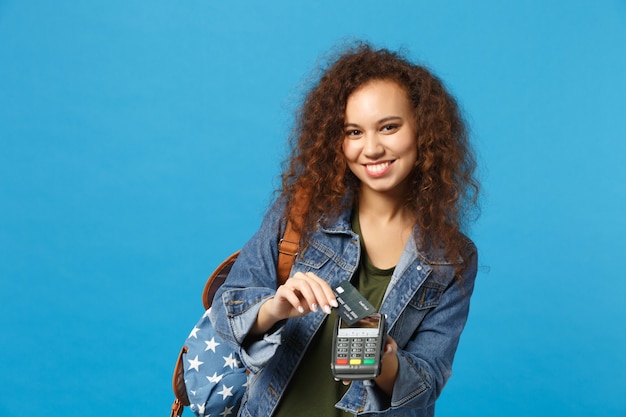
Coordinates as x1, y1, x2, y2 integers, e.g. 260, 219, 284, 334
364, 161, 393, 176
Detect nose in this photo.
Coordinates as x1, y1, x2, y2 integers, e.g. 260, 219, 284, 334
363, 132, 384, 159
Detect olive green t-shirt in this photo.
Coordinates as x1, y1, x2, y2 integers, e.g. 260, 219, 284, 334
273, 214, 394, 417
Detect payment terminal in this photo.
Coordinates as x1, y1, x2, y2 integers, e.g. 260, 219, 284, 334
331, 313, 386, 380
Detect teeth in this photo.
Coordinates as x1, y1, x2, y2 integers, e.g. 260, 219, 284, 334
366, 162, 390, 173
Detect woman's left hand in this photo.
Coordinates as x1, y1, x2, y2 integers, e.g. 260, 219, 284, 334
334, 335, 399, 396
373, 335, 399, 396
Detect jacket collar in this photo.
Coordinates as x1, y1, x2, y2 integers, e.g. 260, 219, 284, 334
318, 205, 460, 266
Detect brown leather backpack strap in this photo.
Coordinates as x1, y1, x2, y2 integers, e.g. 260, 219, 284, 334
277, 189, 309, 285
202, 251, 240, 310
170, 398, 184, 417
277, 223, 299, 285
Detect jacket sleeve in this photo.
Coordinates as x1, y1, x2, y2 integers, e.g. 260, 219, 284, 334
208, 198, 288, 373
397, 246, 476, 408
355, 243, 478, 415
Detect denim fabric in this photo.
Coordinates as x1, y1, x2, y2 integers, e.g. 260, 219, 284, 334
210, 198, 478, 417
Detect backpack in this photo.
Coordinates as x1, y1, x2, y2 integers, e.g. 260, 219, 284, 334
169, 195, 306, 417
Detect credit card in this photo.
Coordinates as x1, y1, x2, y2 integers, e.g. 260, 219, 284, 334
332, 280, 376, 325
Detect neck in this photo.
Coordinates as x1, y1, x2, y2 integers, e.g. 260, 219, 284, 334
357, 187, 414, 225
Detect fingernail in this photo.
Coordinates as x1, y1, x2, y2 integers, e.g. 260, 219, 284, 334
311, 303, 318, 312
297, 306, 304, 314
323, 305, 332, 314
330, 299, 338, 308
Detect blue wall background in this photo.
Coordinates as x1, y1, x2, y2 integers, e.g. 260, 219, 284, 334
1, 1, 624, 416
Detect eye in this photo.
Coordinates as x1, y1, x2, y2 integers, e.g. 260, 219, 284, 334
345, 129, 362, 138
381, 124, 399, 133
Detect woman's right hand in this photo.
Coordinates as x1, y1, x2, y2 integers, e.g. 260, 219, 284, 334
252, 272, 338, 335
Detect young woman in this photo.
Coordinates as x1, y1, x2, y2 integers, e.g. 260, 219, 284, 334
210, 42, 480, 417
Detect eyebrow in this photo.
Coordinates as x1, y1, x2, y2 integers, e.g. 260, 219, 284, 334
344, 116, 403, 128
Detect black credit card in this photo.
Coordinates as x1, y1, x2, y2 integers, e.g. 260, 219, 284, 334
332, 280, 376, 325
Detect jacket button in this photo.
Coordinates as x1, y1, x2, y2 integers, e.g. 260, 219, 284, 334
416, 265, 422, 271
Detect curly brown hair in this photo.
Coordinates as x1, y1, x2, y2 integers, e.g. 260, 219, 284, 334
281, 42, 479, 270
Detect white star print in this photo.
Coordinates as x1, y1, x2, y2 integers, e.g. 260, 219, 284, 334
207, 371, 224, 384
217, 384, 234, 400
223, 353, 239, 369
188, 326, 200, 339
203, 308, 211, 319
205, 337, 220, 352
187, 355, 204, 372
195, 403, 205, 416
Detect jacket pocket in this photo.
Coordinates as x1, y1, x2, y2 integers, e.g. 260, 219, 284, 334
296, 239, 336, 270
408, 281, 446, 310
391, 281, 447, 347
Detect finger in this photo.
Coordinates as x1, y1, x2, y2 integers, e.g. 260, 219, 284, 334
288, 273, 322, 313
333, 377, 351, 385
302, 272, 339, 312
275, 284, 308, 315
382, 335, 398, 357
289, 272, 335, 313
301, 272, 333, 313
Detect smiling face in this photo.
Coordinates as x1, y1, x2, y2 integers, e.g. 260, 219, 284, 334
342, 79, 418, 199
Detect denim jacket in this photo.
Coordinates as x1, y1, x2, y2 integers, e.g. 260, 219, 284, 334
210, 198, 477, 417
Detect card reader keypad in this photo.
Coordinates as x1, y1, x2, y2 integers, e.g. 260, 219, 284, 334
335, 337, 378, 366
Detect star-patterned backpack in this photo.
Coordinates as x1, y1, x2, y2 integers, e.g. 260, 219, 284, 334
170, 194, 307, 417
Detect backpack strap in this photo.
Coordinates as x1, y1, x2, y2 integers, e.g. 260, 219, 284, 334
202, 251, 240, 310
277, 189, 309, 284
